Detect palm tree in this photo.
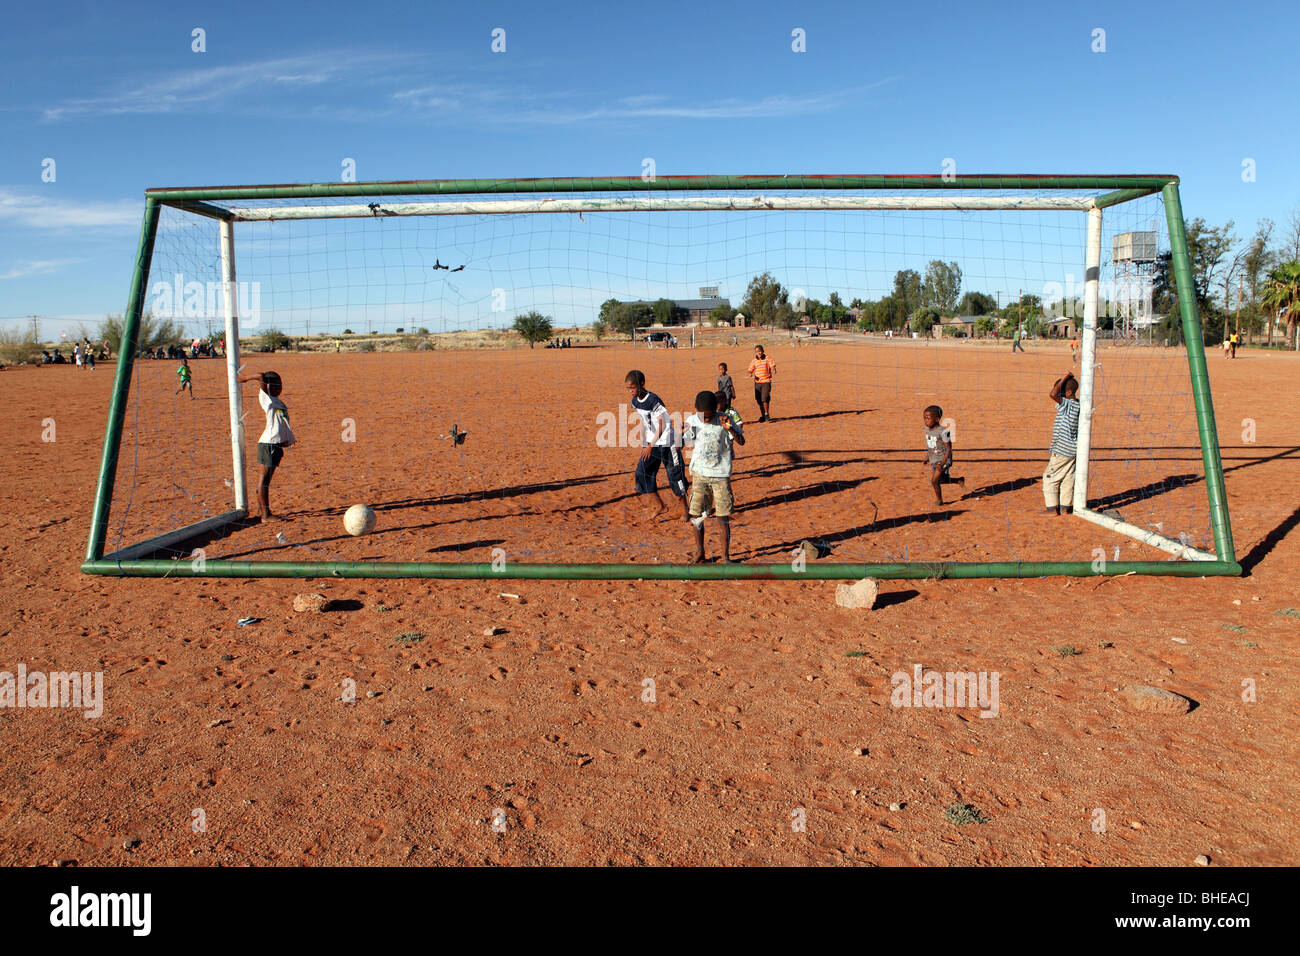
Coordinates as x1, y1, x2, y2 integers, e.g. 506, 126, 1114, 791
1261, 261, 1300, 349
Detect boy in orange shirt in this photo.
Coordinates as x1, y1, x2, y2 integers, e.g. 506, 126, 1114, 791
747, 345, 775, 422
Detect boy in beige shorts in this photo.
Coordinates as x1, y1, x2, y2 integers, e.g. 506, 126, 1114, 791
683, 390, 744, 563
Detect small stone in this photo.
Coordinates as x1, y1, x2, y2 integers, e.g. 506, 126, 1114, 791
889, 802, 903, 812
854, 747, 869, 757
123, 838, 140, 850
483, 626, 503, 636
293, 593, 328, 613
1252, 596, 1260, 602
1118, 685, 1194, 715
835, 578, 879, 610
53, 859, 76, 867
1129, 821, 1143, 829
1194, 854, 1211, 866
798, 540, 819, 560
1171, 637, 1188, 644
1232, 599, 1241, 606
220, 654, 234, 662
498, 593, 523, 602
366, 690, 379, 698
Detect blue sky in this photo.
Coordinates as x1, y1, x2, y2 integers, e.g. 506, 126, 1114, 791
1, 0, 1296, 337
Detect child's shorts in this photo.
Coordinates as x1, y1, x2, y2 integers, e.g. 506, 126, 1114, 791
635, 446, 686, 498
689, 477, 733, 518
257, 442, 285, 469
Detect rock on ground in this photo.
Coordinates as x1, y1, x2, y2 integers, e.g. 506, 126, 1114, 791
1118, 685, 1194, 715
293, 593, 328, 613
835, 578, 878, 610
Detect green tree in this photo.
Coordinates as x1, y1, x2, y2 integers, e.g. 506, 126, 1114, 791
910, 308, 940, 337
1242, 219, 1276, 341
742, 272, 789, 330
1262, 261, 1300, 349
512, 310, 554, 348
650, 297, 682, 327
892, 269, 922, 317
1184, 217, 1236, 322
708, 302, 733, 325
973, 315, 995, 337
956, 291, 997, 316
828, 291, 843, 310
922, 260, 962, 314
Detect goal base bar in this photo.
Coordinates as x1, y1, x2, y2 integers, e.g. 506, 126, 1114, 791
1074, 506, 1217, 561
100, 509, 248, 563
81, 558, 1242, 580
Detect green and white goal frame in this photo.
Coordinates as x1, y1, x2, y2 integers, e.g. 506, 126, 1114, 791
81, 174, 1240, 580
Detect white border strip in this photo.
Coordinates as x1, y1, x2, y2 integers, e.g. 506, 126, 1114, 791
224, 194, 1096, 221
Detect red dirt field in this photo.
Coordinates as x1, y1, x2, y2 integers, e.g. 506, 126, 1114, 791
1, 339, 1297, 866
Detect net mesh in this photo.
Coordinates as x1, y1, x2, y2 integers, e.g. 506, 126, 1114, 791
104, 186, 1216, 567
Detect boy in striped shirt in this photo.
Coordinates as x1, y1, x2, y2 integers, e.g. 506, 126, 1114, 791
747, 345, 775, 422
1043, 371, 1080, 515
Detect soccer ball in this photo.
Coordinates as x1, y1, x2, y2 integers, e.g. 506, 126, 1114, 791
343, 504, 377, 536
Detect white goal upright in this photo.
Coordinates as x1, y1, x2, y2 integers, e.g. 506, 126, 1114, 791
82, 174, 1238, 580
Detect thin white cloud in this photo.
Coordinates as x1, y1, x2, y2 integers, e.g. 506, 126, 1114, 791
39, 47, 896, 129
0, 188, 140, 229
0, 258, 85, 280
41, 52, 403, 121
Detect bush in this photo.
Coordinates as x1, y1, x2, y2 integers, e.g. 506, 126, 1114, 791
100, 312, 185, 354
359, 341, 376, 353
0, 327, 42, 364
395, 327, 404, 333
942, 325, 965, 338
261, 328, 291, 351
417, 327, 429, 335
343, 328, 354, 335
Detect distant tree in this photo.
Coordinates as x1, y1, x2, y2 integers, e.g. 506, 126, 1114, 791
395, 327, 404, 333
417, 326, 430, 335
343, 328, 354, 335
650, 297, 682, 327
1184, 217, 1236, 321
708, 302, 733, 325
1242, 219, 1276, 341
973, 315, 995, 337
892, 269, 922, 317
742, 272, 789, 330
1262, 261, 1300, 349
922, 260, 962, 314
828, 291, 843, 310
512, 310, 554, 348
956, 291, 997, 316
910, 308, 940, 337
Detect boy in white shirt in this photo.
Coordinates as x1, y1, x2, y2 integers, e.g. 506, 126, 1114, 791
236, 369, 296, 522
683, 390, 744, 563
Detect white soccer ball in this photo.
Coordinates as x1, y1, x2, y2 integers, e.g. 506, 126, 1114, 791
343, 504, 377, 537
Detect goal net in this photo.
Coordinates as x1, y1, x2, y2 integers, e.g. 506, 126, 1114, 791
83, 175, 1238, 580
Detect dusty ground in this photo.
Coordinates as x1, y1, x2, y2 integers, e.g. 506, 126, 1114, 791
1, 339, 1296, 866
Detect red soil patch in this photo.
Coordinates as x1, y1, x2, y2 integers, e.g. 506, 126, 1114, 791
0, 340, 1296, 865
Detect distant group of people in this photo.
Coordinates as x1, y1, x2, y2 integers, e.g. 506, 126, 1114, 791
42, 338, 110, 368
546, 338, 574, 349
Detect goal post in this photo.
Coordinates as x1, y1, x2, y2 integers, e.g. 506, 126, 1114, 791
82, 174, 1240, 580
